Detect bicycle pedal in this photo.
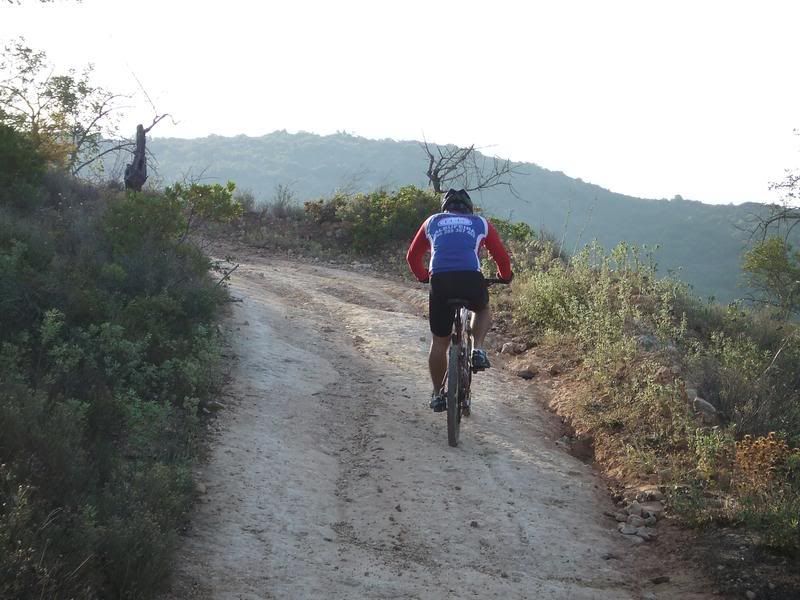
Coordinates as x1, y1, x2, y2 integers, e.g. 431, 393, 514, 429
430, 395, 446, 412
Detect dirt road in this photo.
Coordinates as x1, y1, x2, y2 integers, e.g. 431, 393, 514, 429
163, 252, 713, 599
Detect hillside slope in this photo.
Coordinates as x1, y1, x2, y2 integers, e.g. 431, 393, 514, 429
149, 131, 771, 302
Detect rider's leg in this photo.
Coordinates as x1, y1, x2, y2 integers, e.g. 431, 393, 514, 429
429, 334, 450, 393
471, 305, 492, 348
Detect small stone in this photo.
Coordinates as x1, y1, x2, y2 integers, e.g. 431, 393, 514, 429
639, 501, 665, 516
601, 552, 620, 560
693, 396, 717, 415
651, 575, 670, 584
625, 501, 643, 517
643, 515, 658, 526
745, 592, 756, 600
395, 504, 402, 512
548, 364, 562, 376
614, 512, 628, 522
501, 342, 522, 354
195, 481, 207, 495
636, 526, 657, 541
643, 488, 665, 502
618, 522, 638, 535
470, 520, 479, 528
627, 515, 646, 527
627, 535, 645, 545
514, 367, 538, 380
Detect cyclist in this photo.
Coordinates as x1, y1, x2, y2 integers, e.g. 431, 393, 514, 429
406, 188, 513, 412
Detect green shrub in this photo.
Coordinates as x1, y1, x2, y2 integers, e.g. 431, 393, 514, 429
0, 173, 226, 598
486, 216, 564, 273
0, 125, 45, 210
336, 186, 440, 252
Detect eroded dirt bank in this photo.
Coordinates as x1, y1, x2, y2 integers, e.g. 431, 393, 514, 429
162, 252, 714, 599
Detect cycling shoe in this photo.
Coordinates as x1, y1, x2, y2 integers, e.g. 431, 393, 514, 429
472, 348, 490, 371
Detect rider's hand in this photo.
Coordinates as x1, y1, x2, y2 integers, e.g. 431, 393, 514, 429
498, 271, 514, 283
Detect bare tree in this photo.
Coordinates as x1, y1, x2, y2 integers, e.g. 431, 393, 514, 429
421, 140, 522, 196
746, 170, 800, 243
1, 39, 167, 179
741, 146, 800, 315
122, 114, 168, 191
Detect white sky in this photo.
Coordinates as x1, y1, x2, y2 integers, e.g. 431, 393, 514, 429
2, 0, 799, 204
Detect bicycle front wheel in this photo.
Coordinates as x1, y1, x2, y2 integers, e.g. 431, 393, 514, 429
447, 343, 461, 447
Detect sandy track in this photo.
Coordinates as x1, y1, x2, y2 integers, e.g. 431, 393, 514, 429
162, 253, 713, 600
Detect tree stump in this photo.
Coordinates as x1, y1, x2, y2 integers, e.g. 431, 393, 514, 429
124, 124, 147, 191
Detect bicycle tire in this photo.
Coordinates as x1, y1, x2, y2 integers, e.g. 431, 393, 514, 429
446, 343, 461, 447
462, 311, 473, 416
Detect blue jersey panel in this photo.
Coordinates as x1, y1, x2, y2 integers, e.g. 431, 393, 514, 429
425, 213, 489, 274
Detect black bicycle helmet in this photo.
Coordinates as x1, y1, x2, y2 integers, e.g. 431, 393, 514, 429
441, 188, 474, 214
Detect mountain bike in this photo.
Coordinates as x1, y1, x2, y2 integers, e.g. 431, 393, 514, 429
441, 278, 508, 447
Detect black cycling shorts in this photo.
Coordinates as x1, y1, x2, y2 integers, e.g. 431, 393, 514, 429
429, 270, 489, 338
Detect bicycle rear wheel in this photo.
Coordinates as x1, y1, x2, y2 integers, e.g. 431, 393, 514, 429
447, 343, 461, 447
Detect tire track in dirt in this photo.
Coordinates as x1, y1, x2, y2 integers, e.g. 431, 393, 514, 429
162, 254, 714, 600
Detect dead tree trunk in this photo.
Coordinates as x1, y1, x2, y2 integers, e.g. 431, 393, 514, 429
124, 124, 147, 191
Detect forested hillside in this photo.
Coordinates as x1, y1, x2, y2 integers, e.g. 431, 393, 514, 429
148, 130, 770, 302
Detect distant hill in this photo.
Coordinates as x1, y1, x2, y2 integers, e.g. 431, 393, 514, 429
148, 130, 771, 302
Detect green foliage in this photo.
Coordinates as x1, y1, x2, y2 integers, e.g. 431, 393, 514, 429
337, 186, 439, 252
692, 427, 734, 481
514, 242, 671, 365
165, 180, 242, 230
486, 216, 563, 273
0, 173, 226, 597
742, 236, 800, 316
489, 217, 536, 244
103, 190, 185, 253
1, 39, 122, 174
0, 124, 45, 207
302, 186, 439, 253
513, 238, 800, 552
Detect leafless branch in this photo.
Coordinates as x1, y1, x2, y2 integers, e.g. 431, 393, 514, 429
420, 139, 521, 198
215, 263, 240, 287
142, 112, 169, 134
